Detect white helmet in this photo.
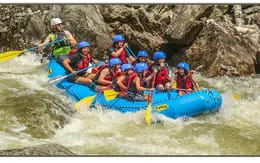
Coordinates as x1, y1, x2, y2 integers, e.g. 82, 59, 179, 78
50, 18, 62, 26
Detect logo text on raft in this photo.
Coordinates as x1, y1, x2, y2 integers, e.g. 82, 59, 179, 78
155, 104, 169, 111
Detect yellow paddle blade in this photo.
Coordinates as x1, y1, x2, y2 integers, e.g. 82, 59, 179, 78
0, 49, 27, 62
233, 94, 241, 100
172, 81, 177, 89
74, 95, 96, 112
145, 103, 152, 126
104, 89, 119, 101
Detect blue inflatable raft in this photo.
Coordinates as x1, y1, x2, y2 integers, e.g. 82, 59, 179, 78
47, 59, 222, 119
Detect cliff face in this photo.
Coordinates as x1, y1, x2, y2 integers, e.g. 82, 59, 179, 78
0, 4, 259, 76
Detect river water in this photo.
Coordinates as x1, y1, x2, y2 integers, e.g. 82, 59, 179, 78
0, 52, 259, 155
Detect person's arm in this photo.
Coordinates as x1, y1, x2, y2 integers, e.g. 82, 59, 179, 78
62, 58, 76, 74
111, 43, 128, 57
111, 48, 124, 57
135, 77, 153, 91
128, 55, 136, 62
153, 67, 158, 73
191, 77, 200, 90
116, 75, 127, 90
160, 62, 166, 68
144, 72, 154, 83
39, 35, 51, 49
97, 68, 113, 85
64, 31, 77, 47
92, 58, 99, 65
147, 59, 154, 64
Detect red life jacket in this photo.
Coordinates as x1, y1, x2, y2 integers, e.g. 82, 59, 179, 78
76, 55, 92, 70
128, 72, 146, 93
94, 64, 122, 86
68, 49, 78, 56
175, 72, 194, 90
68, 49, 92, 71
109, 47, 128, 64
153, 64, 170, 85
115, 72, 138, 92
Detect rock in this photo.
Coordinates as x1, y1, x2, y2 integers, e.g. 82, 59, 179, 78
101, 5, 173, 53
256, 50, 260, 74
0, 144, 75, 156
244, 13, 260, 28
243, 5, 260, 14
0, 4, 259, 76
164, 5, 214, 45
175, 19, 257, 77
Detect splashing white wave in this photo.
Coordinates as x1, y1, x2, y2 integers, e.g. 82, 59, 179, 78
0, 53, 260, 155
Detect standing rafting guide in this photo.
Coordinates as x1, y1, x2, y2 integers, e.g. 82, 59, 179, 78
39, 18, 77, 63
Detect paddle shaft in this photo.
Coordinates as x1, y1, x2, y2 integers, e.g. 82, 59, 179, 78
149, 73, 157, 103
48, 64, 99, 84
126, 46, 137, 58
27, 39, 66, 51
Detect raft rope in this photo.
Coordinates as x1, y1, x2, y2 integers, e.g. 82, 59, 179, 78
58, 83, 220, 110
95, 89, 220, 110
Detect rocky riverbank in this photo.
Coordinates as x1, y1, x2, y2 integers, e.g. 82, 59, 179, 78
0, 4, 259, 76
0, 143, 75, 156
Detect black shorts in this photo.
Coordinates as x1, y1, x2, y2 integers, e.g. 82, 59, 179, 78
56, 55, 69, 64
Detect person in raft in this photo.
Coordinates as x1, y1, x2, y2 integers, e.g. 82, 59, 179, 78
114, 63, 135, 97
62, 41, 99, 85
173, 62, 200, 96
126, 62, 153, 101
107, 34, 135, 64
39, 18, 77, 63
151, 51, 172, 92
92, 58, 123, 91
131, 50, 153, 66
131, 50, 154, 88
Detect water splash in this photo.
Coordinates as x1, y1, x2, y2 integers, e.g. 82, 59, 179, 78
0, 53, 260, 155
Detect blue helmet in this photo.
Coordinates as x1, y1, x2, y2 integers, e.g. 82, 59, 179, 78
177, 62, 190, 71
137, 50, 148, 57
109, 58, 122, 67
154, 51, 166, 59
135, 62, 148, 73
113, 35, 125, 43
121, 64, 134, 72
77, 41, 90, 49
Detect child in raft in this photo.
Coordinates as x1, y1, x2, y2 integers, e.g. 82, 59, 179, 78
173, 62, 200, 96
150, 51, 172, 92
115, 62, 153, 101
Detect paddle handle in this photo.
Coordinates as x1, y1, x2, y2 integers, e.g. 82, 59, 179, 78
27, 39, 66, 51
